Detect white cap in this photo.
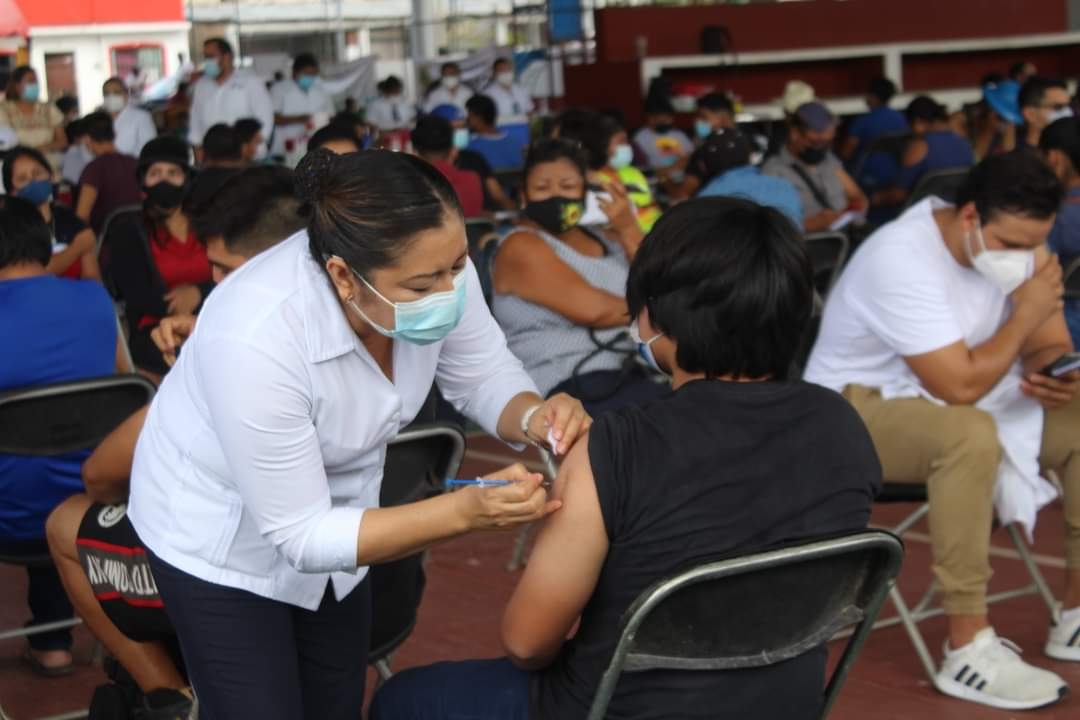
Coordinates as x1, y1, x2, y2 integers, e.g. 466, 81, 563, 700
779, 80, 816, 115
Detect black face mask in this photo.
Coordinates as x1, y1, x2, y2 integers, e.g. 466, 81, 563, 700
797, 145, 828, 166
523, 196, 584, 236
655, 123, 674, 134
143, 181, 188, 212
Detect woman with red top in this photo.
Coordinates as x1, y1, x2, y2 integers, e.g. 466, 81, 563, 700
104, 137, 212, 379
2, 146, 100, 281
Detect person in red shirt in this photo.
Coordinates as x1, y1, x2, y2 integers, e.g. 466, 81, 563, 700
103, 136, 212, 379
410, 114, 484, 218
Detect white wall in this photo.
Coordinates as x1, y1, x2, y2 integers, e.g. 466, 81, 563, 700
29, 22, 190, 111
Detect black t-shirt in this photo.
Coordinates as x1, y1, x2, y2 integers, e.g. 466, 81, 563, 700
533, 379, 881, 720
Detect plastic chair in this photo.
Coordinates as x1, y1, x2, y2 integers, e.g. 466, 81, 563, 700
873, 484, 1056, 685
1063, 256, 1080, 301
905, 167, 970, 208
465, 219, 497, 254
804, 231, 850, 299
96, 205, 142, 301
368, 422, 466, 682
586, 529, 904, 720
0, 374, 156, 720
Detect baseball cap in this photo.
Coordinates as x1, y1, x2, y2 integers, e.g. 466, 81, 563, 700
983, 80, 1022, 125
780, 80, 816, 115
428, 103, 465, 123
794, 101, 835, 133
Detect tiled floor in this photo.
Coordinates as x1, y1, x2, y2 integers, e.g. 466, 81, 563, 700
2, 435, 1079, 718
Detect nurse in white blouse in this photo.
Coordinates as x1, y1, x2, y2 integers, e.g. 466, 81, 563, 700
127, 148, 589, 720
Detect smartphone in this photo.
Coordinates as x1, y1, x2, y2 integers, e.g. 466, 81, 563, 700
1040, 352, 1080, 378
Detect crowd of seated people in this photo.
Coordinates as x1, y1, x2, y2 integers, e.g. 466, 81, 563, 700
4, 47, 1080, 718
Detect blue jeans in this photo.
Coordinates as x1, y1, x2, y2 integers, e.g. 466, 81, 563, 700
370, 658, 531, 720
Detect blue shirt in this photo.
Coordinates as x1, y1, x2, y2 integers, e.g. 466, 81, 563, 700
467, 131, 526, 171
0, 275, 117, 539
698, 165, 804, 227
1048, 187, 1080, 350
849, 106, 908, 147
898, 130, 975, 190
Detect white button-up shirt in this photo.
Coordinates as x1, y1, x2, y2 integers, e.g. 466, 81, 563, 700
113, 104, 157, 158
366, 96, 416, 132
128, 232, 537, 609
483, 81, 534, 125
269, 79, 335, 157
188, 71, 275, 149
423, 85, 474, 114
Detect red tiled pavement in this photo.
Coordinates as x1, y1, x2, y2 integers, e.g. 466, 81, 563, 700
2, 435, 1079, 718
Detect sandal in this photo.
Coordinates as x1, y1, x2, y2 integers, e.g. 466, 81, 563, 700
22, 647, 75, 678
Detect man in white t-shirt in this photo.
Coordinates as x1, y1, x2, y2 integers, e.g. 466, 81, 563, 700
481, 57, 533, 126
270, 53, 335, 158
423, 62, 473, 114
101, 76, 156, 157
805, 151, 1080, 710
188, 38, 274, 154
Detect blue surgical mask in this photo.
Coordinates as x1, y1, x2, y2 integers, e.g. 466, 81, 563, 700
348, 268, 467, 345
16, 179, 52, 206
694, 119, 713, 140
203, 58, 221, 79
297, 74, 317, 91
453, 128, 470, 150
609, 144, 634, 169
21, 83, 40, 103
629, 319, 668, 376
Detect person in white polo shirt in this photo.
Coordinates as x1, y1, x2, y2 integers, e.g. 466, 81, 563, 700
127, 148, 590, 720
188, 38, 274, 155
101, 76, 156, 157
423, 61, 474, 114
482, 57, 534, 126
270, 53, 335, 159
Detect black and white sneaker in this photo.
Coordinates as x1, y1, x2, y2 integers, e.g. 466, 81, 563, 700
1046, 605, 1080, 661
935, 628, 1068, 710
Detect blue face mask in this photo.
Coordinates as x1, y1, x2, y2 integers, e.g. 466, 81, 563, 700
21, 83, 40, 103
453, 128, 470, 150
694, 119, 713, 140
16, 179, 52, 206
297, 74, 317, 91
203, 58, 221, 79
629, 319, 668, 376
609, 144, 634, 169
348, 268, 467, 345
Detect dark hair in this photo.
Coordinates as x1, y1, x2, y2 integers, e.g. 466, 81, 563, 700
1018, 76, 1068, 110
6, 66, 35, 101
82, 111, 116, 143
644, 96, 675, 116
233, 117, 263, 145
697, 92, 734, 115
205, 37, 234, 57
554, 108, 591, 139
294, 149, 462, 276
980, 71, 1005, 88
627, 197, 813, 380
293, 53, 318, 75
557, 111, 617, 171
465, 93, 497, 127
308, 124, 362, 153
1040, 116, 1080, 175
905, 95, 947, 124
522, 137, 589, 185
55, 96, 79, 116
955, 151, 1063, 224
383, 75, 403, 94
0, 195, 52, 269
440, 62, 460, 75
1, 145, 51, 193
411, 114, 454, 157
493, 57, 511, 71
868, 76, 897, 104
64, 118, 87, 145
191, 165, 307, 255
102, 76, 126, 93
1009, 61, 1033, 81
203, 123, 241, 162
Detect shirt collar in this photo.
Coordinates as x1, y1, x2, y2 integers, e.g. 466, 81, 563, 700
295, 232, 362, 363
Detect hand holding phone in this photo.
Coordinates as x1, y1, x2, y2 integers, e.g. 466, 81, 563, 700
1039, 352, 1080, 378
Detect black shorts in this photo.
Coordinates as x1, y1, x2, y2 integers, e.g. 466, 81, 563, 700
76, 503, 174, 642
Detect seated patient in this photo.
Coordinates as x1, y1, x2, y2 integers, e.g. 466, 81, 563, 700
370, 197, 882, 720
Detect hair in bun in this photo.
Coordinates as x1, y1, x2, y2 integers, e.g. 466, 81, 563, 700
294, 148, 339, 204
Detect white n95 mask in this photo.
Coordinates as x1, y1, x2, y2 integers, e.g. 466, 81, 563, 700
966, 222, 1034, 295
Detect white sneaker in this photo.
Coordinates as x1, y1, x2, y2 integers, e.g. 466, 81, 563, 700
1046, 605, 1080, 661
935, 627, 1068, 710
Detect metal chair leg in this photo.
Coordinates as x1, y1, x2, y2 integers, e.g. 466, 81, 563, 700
1006, 524, 1058, 613
888, 583, 939, 684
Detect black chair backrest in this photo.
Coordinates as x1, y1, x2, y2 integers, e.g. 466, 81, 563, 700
369, 421, 467, 662
98, 205, 144, 300
0, 375, 156, 456
906, 167, 970, 207
465, 219, 497, 254
804, 231, 849, 299
588, 529, 903, 720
